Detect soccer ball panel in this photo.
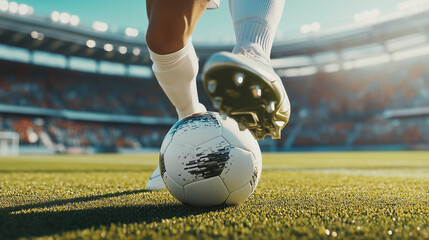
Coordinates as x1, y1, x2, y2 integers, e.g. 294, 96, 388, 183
249, 162, 261, 194
166, 113, 222, 147
188, 136, 230, 179
225, 183, 251, 206
163, 136, 231, 186
163, 172, 186, 202
250, 146, 262, 193
221, 115, 259, 151
220, 147, 254, 192
162, 142, 195, 186
184, 176, 229, 207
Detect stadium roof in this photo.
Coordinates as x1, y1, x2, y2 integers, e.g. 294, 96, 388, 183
0, 13, 151, 65
271, 10, 429, 58
1, 8, 429, 66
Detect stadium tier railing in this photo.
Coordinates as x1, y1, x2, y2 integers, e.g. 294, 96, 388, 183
0, 104, 176, 126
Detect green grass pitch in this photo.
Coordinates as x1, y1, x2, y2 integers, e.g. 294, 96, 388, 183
1, 151, 428, 239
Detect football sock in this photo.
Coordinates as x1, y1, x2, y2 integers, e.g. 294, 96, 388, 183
229, 0, 285, 61
149, 39, 206, 119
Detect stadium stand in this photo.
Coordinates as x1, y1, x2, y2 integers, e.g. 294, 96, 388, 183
1, 8, 429, 153
278, 55, 429, 150
0, 60, 173, 117
1, 53, 428, 152
0, 113, 167, 153
282, 56, 429, 118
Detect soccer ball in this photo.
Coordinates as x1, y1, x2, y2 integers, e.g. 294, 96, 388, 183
159, 112, 262, 207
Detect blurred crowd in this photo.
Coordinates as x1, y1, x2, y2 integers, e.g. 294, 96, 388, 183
277, 55, 429, 148
0, 54, 428, 151
284, 57, 429, 119
284, 117, 429, 147
0, 60, 175, 117
0, 114, 166, 151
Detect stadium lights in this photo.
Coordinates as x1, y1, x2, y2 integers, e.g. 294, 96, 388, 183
59, 12, 70, 24
392, 44, 429, 61
354, 8, 380, 25
298, 66, 318, 76
128, 65, 153, 78
0, 0, 32, 15
300, 25, 311, 34
277, 66, 318, 77
386, 34, 427, 52
30, 31, 44, 41
8, 1, 17, 13
99, 61, 126, 75
103, 43, 114, 52
313, 52, 338, 65
86, 39, 96, 48
50, 11, 80, 27
17, 3, 28, 15
281, 68, 300, 77
27, 130, 38, 144
37, 32, 44, 41
118, 46, 127, 54
51, 11, 60, 22
27, 5, 33, 15
311, 22, 321, 32
125, 27, 139, 37
323, 63, 341, 73
0, 0, 7, 12
92, 21, 109, 32
397, 0, 429, 12
342, 54, 390, 70
30, 31, 38, 39
132, 48, 141, 56
342, 61, 354, 70
271, 56, 312, 68
353, 54, 390, 68
70, 15, 80, 26
300, 22, 321, 34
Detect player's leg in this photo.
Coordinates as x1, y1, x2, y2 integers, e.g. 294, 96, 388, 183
146, 0, 209, 190
146, 0, 208, 120
202, 0, 291, 140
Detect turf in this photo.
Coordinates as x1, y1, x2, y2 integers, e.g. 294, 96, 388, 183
0, 151, 428, 239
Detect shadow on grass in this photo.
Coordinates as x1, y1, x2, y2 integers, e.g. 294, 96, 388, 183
2, 190, 149, 213
0, 190, 224, 239
0, 169, 152, 173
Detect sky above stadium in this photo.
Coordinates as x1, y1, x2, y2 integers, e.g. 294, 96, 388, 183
12, 0, 405, 44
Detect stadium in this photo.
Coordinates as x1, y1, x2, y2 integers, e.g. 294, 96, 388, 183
0, 0, 428, 239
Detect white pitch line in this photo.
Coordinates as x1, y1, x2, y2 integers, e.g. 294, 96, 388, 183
263, 166, 429, 178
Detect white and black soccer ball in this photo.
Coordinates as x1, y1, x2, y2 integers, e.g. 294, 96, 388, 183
159, 112, 262, 207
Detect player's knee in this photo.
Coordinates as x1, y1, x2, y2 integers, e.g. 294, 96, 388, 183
146, 0, 204, 54
146, 26, 190, 54
146, 3, 193, 54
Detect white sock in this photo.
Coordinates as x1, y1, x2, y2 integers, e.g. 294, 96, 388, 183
149, 40, 206, 119
229, 0, 285, 61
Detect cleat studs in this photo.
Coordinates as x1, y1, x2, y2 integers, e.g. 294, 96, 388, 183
213, 97, 222, 109
250, 85, 262, 98
266, 101, 276, 113
220, 113, 227, 120
238, 122, 246, 131
234, 73, 244, 86
207, 80, 217, 93
275, 120, 285, 127
270, 129, 281, 139
270, 127, 281, 139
